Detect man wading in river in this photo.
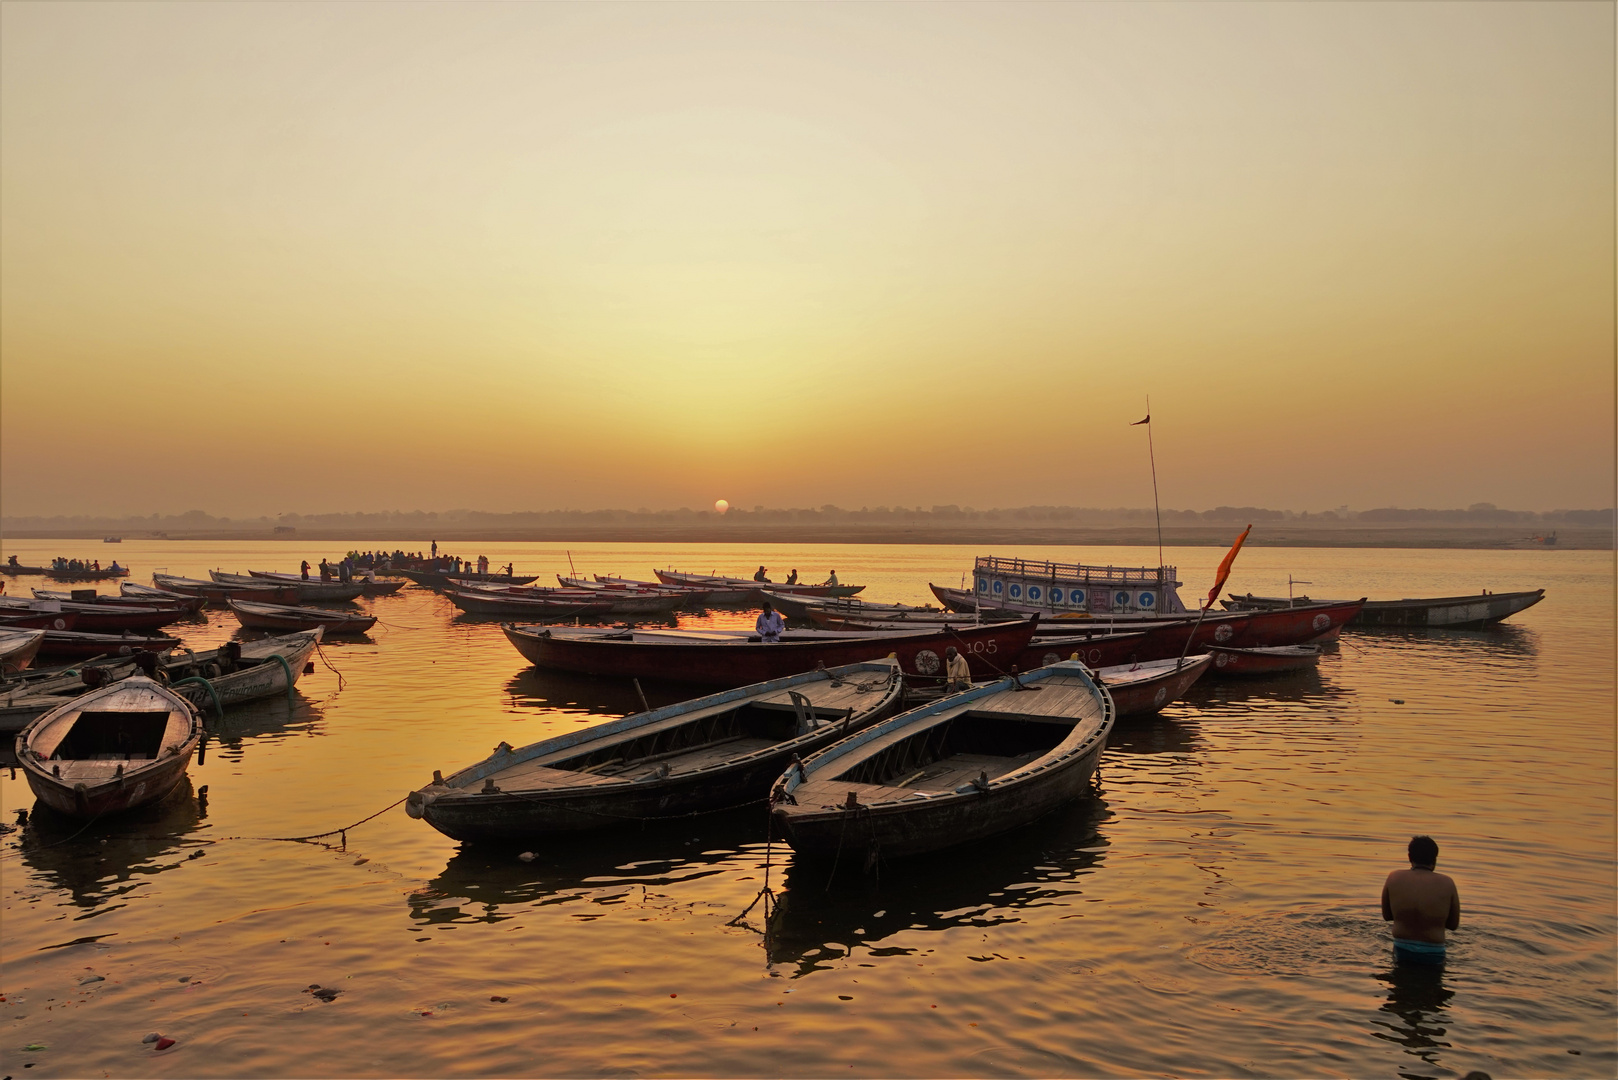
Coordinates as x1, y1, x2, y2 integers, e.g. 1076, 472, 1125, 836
1381, 835, 1461, 965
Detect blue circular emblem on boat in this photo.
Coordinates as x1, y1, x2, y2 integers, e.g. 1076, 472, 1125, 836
992, 580, 1003, 594
1008, 584, 1023, 599
1071, 589, 1085, 605
1115, 591, 1130, 606
1139, 592, 1155, 607
1050, 588, 1064, 604
1028, 586, 1041, 601
976, 577, 988, 592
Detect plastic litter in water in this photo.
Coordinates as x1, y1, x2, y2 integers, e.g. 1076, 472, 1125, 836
143, 1033, 162, 1043
154, 1037, 176, 1051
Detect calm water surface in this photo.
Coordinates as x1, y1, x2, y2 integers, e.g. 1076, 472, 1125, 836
0, 541, 1612, 1078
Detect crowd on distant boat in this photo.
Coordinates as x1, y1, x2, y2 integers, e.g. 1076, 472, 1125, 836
44, 556, 123, 573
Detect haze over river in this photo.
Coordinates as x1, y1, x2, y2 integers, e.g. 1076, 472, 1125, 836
0, 541, 1611, 1078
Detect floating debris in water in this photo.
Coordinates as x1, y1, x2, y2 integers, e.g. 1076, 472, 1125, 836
78, 976, 104, 986
1390, 699, 1405, 704
154, 1037, 176, 1051
143, 1033, 161, 1043
490, 995, 508, 1003
518, 852, 537, 862
303, 985, 340, 1003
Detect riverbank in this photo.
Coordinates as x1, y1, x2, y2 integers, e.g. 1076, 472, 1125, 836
4, 522, 1610, 548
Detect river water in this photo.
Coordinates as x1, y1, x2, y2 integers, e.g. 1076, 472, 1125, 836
0, 540, 1611, 1078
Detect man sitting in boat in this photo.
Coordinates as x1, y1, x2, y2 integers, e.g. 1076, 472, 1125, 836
945, 646, 971, 692
109, 561, 123, 573
786, 569, 799, 585
7, 555, 19, 569
824, 570, 839, 586
216, 640, 243, 675
755, 602, 785, 643
753, 565, 770, 583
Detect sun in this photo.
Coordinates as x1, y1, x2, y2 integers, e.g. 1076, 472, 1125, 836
714, 499, 729, 515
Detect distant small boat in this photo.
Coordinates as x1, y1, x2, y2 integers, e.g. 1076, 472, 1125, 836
1222, 590, 1544, 628
407, 658, 904, 843
1093, 655, 1213, 716
42, 566, 130, 582
0, 628, 46, 674
104, 537, 122, 543
16, 676, 202, 818
772, 660, 1115, 861
227, 599, 376, 635
655, 569, 865, 599
395, 568, 540, 589
150, 573, 302, 606
1204, 644, 1322, 676
246, 570, 405, 596
2, 560, 47, 576
34, 588, 204, 617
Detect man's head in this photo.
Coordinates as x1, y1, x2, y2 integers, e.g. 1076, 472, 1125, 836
946, 646, 959, 658
761, 602, 774, 615
1408, 835, 1439, 868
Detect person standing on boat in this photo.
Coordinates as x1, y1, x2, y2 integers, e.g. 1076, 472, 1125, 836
945, 646, 971, 692
300, 560, 311, 580
753, 566, 770, 583
1382, 835, 1460, 965
431, 540, 438, 559
756, 601, 785, 643
477, 555, 489, 576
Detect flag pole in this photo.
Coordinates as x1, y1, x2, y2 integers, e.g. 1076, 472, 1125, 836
1146, 397, 1163, 572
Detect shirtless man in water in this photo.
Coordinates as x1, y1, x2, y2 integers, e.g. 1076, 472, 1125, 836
1381, 835, 1460, 965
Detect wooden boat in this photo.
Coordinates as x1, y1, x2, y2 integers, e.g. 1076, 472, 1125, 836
36, 630, 182, 663
1015, 631, 1157, 671
936, 554, 1192, 619
0, 628, 46, 674
501, 618, 1039, 688
772, 659, 1115, 861
0, 597, 183, 633
1222, 589, 1545, 628
594, 575, 747, 606
211, 571, 364, 603
114, 583, 208, 614
1092, 655, 1212, 717
394, 568, 540, 589
42, 565, 131, 582
2, 560, 47, 576
446, 586, 685, 618
1204, 644, 1322, 676
227, 600, 376, 635
758, 591, 940, 621
654, 569, 866, 599
151, 573, 301, 605
15, 677, 201, 818
246, 570, 406, 596
0, 630, 324, 732
34, 588, 204, 617
406, 658, 904, 842
0, 609, 81, 631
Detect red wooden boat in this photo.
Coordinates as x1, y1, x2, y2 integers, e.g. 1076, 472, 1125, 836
227, 599, 376, 635
36, 630, 182, 662
151, 574, 301, 606
654, 569, 865, 599
1092, 655, 1212, 717
0, 598, 183, 634
35, 588, 204, 617
1204, 644, 1322, 676
16, 677, 201, 818
502, 618, 1039, 688
0, 610, 81, 631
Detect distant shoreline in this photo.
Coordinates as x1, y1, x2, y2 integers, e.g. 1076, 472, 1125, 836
3, 524, 1609, 549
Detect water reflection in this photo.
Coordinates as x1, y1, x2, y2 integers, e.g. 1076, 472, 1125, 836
1105, 715, 1202, 756
204, 696, 327, 762
1371, 959, 1456, 1078
1353, 622, 1540, 664
408, 808, 766, 929
1184, 665, 1355, 710
503, 668, 693, 716
15, 779, 209, 911
765, 800, 1111, 976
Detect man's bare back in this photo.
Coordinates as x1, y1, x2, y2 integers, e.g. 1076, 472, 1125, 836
1381, 835, 1460, 960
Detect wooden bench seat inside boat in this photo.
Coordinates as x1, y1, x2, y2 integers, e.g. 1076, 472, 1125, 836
792, 751, 1045, 808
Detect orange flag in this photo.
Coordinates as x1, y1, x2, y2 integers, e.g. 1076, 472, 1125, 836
1205, 525, 1252, 610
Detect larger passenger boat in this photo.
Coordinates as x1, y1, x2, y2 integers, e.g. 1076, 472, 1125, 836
934, 555, 1189, 619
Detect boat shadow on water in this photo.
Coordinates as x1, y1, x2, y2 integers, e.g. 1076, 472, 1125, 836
11, 778, 210, 911
501, 668, 700, 717
198, 694, 328, 763
407, 805, 770, 928
763, 798, 1113, 976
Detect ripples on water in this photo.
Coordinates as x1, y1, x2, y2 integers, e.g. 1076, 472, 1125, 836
0, 542, 1612, 1077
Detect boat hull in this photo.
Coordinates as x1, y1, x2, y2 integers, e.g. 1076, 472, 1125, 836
1224, 589, 1545, 628
1095, 655, 1212, 717
502, 619, 1038, 687
0, 629, 46, 674
1205, 645, 1321, 676
227, 600, 376, 635
36, 631, 181, 662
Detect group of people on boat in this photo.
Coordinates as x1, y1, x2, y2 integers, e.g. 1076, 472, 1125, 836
45, 556, 123, 574
754, 566, 838, 585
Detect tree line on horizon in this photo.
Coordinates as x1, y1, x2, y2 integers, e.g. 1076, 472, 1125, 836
2, 503, 1611, 532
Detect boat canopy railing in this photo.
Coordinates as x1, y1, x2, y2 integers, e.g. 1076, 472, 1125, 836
973, 555, 1179, 587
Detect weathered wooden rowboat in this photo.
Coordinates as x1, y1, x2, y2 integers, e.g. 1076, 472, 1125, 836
772, 659, 1115, 861
114, 583, 209, 614
394, 568, 541, 589
16, 677, 202, 818
1092, 655, 1212, 716
42, 566, 131, 582
0, 628, 46, 674
2, 561, 48, 576
0, 610, 81, 631
594, 575, 747, 606
0, 597, 183, 633
447, 586, 686, 618
1222, 589, 1545, 628
655, 569, 866, 599
406, 658, 904, 843
759, 591, 940, 621
34, 588, 204, 617
0, 630, 324, 732
36, 630, 182, 663
501, 618, 1039, 688
211, 571, 364, 603
151, 573, 302, 606
1204, 644, 1322, 676
246, 570, 406, 596
227, 600, 376, 635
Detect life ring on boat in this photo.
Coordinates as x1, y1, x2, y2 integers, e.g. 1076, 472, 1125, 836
1214, 623, 1234, 643
1154, 686, 1168, 707
914, 649, 941, 675
1312, 613, 1331, 631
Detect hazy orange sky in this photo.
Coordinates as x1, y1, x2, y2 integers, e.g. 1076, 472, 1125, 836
2, 2, 1612, 519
